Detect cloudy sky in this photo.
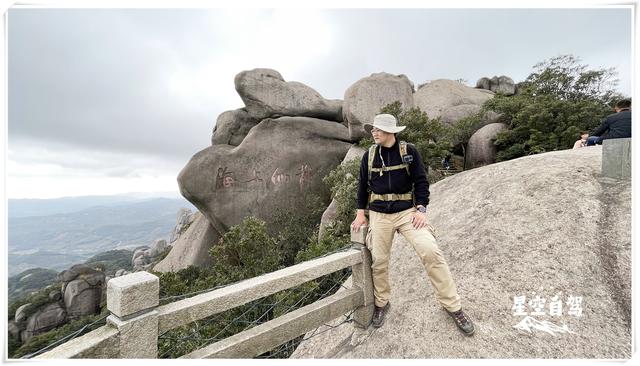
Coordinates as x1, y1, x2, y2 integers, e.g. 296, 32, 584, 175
5, 5, 634, 199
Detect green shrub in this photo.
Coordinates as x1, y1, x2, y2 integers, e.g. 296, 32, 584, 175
484, 54, 624, 160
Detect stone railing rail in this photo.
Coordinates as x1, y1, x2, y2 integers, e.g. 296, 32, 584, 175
36, 225, 373, 359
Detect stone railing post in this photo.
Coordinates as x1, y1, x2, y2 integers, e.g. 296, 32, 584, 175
602, 138, 631, 179
350, 224, 374, 328
106, 271, 159, 358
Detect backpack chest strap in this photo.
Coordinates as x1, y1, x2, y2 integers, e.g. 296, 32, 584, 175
370, 164, 410, 173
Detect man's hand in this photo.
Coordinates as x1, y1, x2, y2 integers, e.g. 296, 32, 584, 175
351, 210, 368, 232
411, 211, 428, 229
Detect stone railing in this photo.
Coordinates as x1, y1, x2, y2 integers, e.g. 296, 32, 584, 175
601, 137, 631, 179
36, 226, 373, 359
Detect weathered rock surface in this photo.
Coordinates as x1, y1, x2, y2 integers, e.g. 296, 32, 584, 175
343, 72, 414, 141
465, 123, 508, 169
211, 108, 259, 146
63, 271, 105, 320
153, 211, 219, 273
21, 302, 67, 343
149, 239, 168, 258
15, 303, 32, 323
57, 264, 99, 283
48, 290, 62, 301
476, 75, 516, 95
178, 116, 352, 240
414, 79, 494, 121
318, 145, 366, 240
115, 269, 129, 277
235, 68, 342, 121
292, 146, 631, 358
169, 208, 195, 243
8, 320, 21, 339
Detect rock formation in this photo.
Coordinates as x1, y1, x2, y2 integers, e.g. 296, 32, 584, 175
21, 302, 67, 343
465, 122, 508, 169
153, 211, 218, 273
211, 108, 259, 147
292, 146, 631, 358
476, 75, 517, 95
58, 265, 105, 321
413, 79, 495, 127
343, 72, 414, 141
318, 145, 366, 240
234, 68, 342, 121
169, 208, 195, 243
178, 115, 352, 242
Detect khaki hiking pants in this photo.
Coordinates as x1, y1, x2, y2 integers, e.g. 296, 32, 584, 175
366, 208, 461, 312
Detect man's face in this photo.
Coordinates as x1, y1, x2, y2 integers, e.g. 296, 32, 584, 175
371, 128, 393, 145
581, 133, 589, 140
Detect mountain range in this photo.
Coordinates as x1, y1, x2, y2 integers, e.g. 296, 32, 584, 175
7, 193, 195, 276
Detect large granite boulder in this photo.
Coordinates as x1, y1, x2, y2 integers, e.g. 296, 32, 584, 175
153, 211, 218, 273
8, 320, 22, 339
476, 75, 516, 95
343, 72, 414, 141
57, 264, 100, 283
439, 103, 481, 126
211, 108, 259, 146
235, 68, 342, 121
62, 270, 105, 320
21, 302, 67, 343
132, 247, 150, 269
170, 208, 195, 243
15, 303, 32, 323
178, 116, 352, 241
114, 269, 129, 277
318, 145, 366, 240
414, 79, 494, 121
465, 123, 508, 169
292, 146, 631, 358
48, 289, 62, 301
149, 239, 168, 258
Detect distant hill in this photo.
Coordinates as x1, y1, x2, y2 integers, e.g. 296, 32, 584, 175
8, 197, 195, 276
8, 191, 185, 218
8, 249, 135, 304
8, 268, 59, 304
83, 249, 134, 275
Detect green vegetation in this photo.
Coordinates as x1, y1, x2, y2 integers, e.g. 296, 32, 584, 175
484, 55, 624, 161
151, 192, 349, 358
8, 286, 60, 322
83, 249, 133, 275
8, 268, 59, 303
10, 307, 109, 358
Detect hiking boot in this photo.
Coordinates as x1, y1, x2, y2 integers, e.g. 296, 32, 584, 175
372, 303, 391, 328
446, 308, 475, 336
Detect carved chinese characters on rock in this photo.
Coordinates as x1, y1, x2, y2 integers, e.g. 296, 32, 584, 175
296, 164, 313, 191
216, 164, 314, 192
216, 167, 235, 189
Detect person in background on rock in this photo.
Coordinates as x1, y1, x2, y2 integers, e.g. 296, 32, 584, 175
350, 113, 475, 336
441, 154, 452, 170
572, 131, 590, 149
587, 99, 632, 146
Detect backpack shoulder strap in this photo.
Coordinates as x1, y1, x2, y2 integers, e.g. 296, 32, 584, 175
399, 141, 408, 156
367, 144, 377, 184
399, 141, 411, 176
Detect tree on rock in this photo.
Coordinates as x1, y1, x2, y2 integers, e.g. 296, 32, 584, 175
483, 54, 625, 161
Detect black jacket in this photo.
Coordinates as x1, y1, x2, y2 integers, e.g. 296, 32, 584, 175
356, 140, 430, 213
591, 109, 631, 140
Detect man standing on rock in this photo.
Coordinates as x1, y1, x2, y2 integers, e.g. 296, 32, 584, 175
351, 114, 475, 336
